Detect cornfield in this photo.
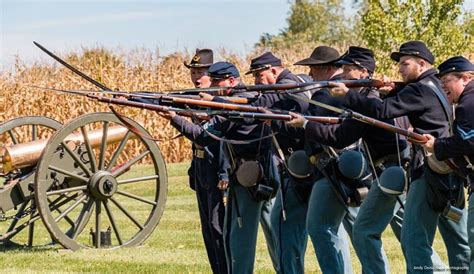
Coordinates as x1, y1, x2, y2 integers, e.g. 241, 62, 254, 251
1, 44, 472, 162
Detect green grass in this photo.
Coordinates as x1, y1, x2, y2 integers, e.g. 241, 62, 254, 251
0, 162, 449, 273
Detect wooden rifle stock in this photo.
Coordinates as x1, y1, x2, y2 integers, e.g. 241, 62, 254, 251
87, 94, 211, 120
349, 112, 427, 144
160, 96, 263, 113
168, 95, 250, 104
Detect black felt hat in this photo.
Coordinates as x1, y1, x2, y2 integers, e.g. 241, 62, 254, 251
294, 46, 341, 66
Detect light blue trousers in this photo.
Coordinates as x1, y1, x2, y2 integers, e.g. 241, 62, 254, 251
401, 173, 470, 274
306, 177, 357, 274
260, 198, 278, 271
353, 181, 448, 274
224, 185, 263, 274
468, 193, 474, 272
270, 176, 309, 274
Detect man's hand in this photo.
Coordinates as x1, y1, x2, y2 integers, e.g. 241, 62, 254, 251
218, 180, 229, 190
199, 92, 214, 101
157, 107, 176, 120
422, 134, 436, 153
378, 76, 395, 96
286, 112, 307, 128
328, 82, 349, 97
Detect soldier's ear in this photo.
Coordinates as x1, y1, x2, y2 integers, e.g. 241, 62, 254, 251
271, 67, 279, 76
418, 58, 429, 69
361, 67, 369, 77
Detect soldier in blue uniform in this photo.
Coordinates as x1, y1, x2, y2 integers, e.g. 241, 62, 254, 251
291, 46, 354, 273
184, 48, 213, 88
288, 46, 385, 273
246, 51, 310, 274
207, 51, 311, 272
330, 41, 470, 273
183, 49, 231, 274
422, 56, 473, 272
161, 61, 277, 274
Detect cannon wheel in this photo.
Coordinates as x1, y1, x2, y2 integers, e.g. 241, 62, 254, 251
35, 112, 168, 250
0, 116, 62, 247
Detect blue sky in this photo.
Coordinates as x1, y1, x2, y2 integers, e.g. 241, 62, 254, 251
0, 0, 293, 70
1, 0, 473, 71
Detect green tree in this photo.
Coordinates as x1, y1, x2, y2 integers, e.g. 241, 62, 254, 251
258, 0, 359, 48
359, 0, 473, 74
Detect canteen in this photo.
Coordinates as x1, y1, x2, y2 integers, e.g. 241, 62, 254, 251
287, 150, 314, 179
337, 150, 367, 180
378, 166, 407, 196
236, 160, 263, 187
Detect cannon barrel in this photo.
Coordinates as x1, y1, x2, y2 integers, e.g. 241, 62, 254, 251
1, 125, 129, 173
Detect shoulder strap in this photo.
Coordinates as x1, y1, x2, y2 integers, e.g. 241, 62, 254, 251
420, 79, 453, 134
420, 79, 467, 176
296, 74, 312, 99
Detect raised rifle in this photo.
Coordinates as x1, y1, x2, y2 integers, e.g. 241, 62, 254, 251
164, 78, 393, 95
223, 111, 344, 124
30, 85, 252, 105
159, 96, 271, 113
33, 42, 252, 104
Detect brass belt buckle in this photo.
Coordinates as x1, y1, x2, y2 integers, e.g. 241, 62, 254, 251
194, 149, 205, 159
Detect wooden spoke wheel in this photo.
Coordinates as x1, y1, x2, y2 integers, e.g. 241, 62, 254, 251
34, 113, 168, 250
0, 116, 62, 247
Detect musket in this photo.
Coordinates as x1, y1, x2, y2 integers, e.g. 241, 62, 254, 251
160, 96, 272, 113
34, 42, 402, 97
165, 78, 392, 95
130, 93, 253, 104
223, 111, 345, 124
35, 87, 212, 120
283, 92, 428, 144
33, 42, 259, 103
349, 111, 427, 144
34, 41, 112, 91
29, 85, 253, 104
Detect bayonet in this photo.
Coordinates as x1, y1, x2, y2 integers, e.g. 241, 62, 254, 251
33, 41, 112, 91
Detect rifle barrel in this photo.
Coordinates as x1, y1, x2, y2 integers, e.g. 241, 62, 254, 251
226, 112, 343, 124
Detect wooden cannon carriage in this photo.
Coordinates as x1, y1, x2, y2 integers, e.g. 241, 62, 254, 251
0, 114, 167, 250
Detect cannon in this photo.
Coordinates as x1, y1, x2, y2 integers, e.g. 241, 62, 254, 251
0, 113, 168, 250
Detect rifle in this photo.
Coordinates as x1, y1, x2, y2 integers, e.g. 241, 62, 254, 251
223, 111, 344, 124
348, 111, 427, 144
160, 96, 271, 113
164, 78, 392, 95
35, 87, 212, 120
282, 92, 427, 144
30, 85, 253, 105
33, 42, 254, 104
